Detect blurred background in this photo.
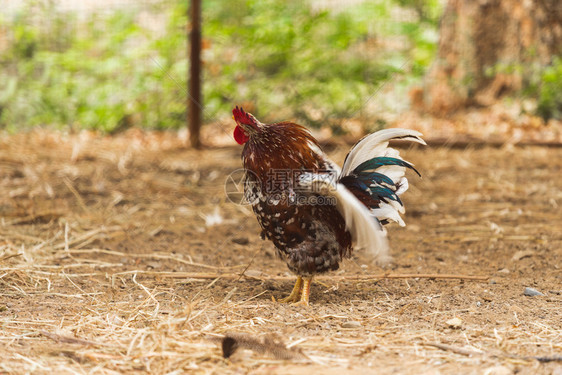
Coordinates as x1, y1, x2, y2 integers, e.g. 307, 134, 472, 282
0, 0, 560, 145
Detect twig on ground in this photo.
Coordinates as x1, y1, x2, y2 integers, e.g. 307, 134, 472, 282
53, 227, 124, 250
236, 245, 263, 282
424, 342, 482, 356
64, 248, 244, 270
63, 178, 88, 213
117, 271, 489, 282
4, 212, 64, 226
0, 253, 23, 262
39, 331, 99, 347
424, 342, 562, 363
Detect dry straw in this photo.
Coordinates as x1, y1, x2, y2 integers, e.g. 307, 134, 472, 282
0, 130, 560, 374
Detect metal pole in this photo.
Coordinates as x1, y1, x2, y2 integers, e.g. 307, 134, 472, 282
188, 0, 202, 148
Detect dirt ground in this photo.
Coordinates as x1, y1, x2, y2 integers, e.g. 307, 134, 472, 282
0, 129, 560, 374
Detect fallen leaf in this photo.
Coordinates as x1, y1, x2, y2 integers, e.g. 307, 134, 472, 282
341, 321, 361, 329
446, 317, 463, 328
523, 287, 544, 297
511, 250, 534, 261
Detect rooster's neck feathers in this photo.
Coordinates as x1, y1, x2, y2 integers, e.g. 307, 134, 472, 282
242, 122, 329, 180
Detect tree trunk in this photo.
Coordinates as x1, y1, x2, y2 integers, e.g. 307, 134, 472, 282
424, 0, 562, 114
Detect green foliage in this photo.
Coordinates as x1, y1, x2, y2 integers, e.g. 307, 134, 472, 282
515, 57, 562, 120
535, 57, 562, 120
0, 0, 441, 132
395, 0, 442, 25
202, 0, 440, 126
0, 1, 187, 132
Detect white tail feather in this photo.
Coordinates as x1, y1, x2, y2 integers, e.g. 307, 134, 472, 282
341, 128, 425, 177
339, 128, 425, 230
298, 174, 390, 266
371, 203, 406, 227
296, 128, 424, 266
394, 177, 409, 196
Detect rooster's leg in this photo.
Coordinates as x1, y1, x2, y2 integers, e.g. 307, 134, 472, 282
292, 276, 313, 306
279, 276, 303, 303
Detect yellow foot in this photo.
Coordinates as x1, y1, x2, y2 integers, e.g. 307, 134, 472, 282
280, 294, 301, 303
291, 276, 312, 307
279, 276, 302, 303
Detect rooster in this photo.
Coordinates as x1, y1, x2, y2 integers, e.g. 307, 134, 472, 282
232, 106, 425, 305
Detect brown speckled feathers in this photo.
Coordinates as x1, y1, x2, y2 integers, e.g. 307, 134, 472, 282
241, 121, 352, 276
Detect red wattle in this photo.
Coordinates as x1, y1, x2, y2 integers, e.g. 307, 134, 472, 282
234, 125, 249, 144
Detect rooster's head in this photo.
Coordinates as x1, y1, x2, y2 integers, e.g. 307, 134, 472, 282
232, 106, 261, 145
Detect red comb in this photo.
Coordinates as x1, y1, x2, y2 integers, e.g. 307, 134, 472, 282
232, 106, 255, 125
